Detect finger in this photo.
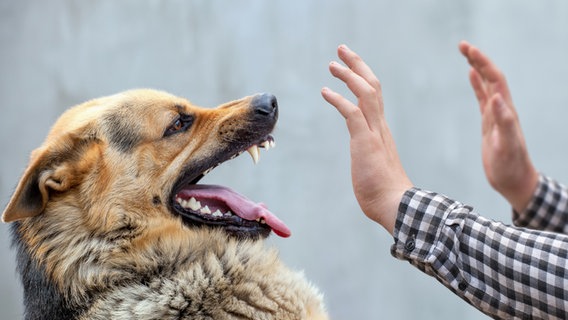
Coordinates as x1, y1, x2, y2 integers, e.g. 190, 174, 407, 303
461, 44, 513, 100
466, 46, 503, 84
459, 41, 482, 71
337, 45, 382, 93
321, 87, 370, 137
469, 68, 488, 112
328, 61, 383, 131
458, 40, 472, 57
459, 41, 501, 83
335, 45, 383, 131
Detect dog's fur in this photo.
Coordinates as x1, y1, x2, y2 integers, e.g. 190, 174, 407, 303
3, 90, 327, 320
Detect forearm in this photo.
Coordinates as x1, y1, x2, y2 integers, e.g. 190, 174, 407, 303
392, 188, 568, 319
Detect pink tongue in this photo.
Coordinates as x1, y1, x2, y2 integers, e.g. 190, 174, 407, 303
177, 185, 291, 238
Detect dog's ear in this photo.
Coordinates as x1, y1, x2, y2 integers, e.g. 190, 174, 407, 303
2, 134, 95, 222
2, 149, 64, 222
2, 153, 47, 222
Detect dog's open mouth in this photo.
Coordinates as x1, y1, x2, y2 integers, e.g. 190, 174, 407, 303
170, 135, 291, 239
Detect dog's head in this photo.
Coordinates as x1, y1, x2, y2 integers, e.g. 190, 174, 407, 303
2, 89, 290, 240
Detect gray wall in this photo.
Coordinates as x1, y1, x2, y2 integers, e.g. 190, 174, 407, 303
1, 1, 568, 319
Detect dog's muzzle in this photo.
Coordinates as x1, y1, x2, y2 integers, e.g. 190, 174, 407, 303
169, 93, 290, 239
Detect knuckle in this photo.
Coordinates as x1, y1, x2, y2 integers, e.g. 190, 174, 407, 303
361, 85, 377, 98
346, 106, 362, 118
369, 78, 382, 91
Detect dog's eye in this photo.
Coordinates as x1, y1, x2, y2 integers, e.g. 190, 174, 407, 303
164, 115, 193, 137
172, 119, 183, 131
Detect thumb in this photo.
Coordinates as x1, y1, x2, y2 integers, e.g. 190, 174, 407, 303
491, 93, 516, 131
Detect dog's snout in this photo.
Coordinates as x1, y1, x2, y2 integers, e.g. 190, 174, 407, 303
251, 93, 278, 117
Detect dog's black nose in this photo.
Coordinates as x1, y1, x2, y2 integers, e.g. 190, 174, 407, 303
251, 93, 278, 117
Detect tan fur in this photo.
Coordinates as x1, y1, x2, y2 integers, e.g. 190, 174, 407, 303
3, 89, 328, 320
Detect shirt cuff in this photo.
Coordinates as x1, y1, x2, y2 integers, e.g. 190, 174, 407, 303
390, 187, 461, 262
513, 173, 546, 225
513, 174, 568, 232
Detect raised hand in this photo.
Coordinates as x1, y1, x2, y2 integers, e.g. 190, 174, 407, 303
321, 45, 413, 234
459, 41, 538, 212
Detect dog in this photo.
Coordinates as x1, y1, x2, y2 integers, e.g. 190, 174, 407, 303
2, 89, 328, 320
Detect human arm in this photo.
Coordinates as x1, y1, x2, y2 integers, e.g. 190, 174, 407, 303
392, 187, 568, 319
459, 41, 568, 233
322, 44, 568, 318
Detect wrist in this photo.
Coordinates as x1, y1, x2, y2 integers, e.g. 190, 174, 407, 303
506, 168, 539, 213
363, 187, 409, 236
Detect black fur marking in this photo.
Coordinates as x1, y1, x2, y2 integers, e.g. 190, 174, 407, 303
102, 110, 141, 153
10, 222, 85, 320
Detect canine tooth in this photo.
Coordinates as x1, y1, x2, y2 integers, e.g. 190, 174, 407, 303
188, 197, 201, 211
201, 206, 211, 214
261, 141, 270, 150
212, 210, 223, 217
259, 218, 266, 224
247, 145, 260, 164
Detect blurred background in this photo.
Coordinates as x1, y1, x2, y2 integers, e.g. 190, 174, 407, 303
1, 1, 568, 319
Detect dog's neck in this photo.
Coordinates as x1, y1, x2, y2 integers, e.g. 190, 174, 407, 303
11, 208, 270, 312
11, 206, 329, 320
11, 221, 85, 319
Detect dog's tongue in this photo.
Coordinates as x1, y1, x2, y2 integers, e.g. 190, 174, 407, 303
177, 185, 291, 238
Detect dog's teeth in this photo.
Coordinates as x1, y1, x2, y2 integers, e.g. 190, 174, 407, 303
247, 145, 260, 164
212, 210, 223, 217
201, 206, 211, 214
188, 197, 201, 211
259, 218, 266, 224
181, 199, 189, 208
224, 211, 233, 216
269, 140, 275, 149
260, 141, 270, 150
203, 168, 212, 176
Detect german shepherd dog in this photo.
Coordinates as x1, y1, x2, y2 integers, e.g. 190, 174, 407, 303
2, 90, 328, 320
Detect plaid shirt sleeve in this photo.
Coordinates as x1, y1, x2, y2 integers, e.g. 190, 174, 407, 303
513, 174, 568, 233
391, 187, 568, 319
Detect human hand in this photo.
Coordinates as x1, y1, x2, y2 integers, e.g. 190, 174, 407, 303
321, 45, 413, 235
459, 41, 538, 212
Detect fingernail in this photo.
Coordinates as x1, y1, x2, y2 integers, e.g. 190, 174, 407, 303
338, 44, 349, 51
321, 87, 333, 98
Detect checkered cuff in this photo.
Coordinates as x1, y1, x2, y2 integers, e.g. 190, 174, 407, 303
390, 188, 474, 295
391, 188, 459, 263
513, 174, 568, 233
